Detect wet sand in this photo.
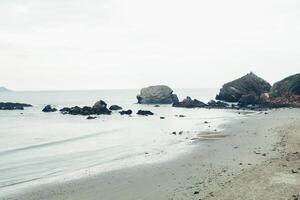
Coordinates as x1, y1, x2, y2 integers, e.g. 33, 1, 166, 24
2, 109, 300, 200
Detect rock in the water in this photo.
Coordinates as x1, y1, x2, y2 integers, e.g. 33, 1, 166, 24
86, 116, 97, 120
137, 85, 179, 104
109, 105, 122, 111
269, 73, 300, 107
60, 100, 111, 115
42, 105, 57, 112
0, 102, 32, 110
216, 72, 271, 103
207, 100, 229, 108
173, 96, 207, 108
119, 110, 133, 115
137, 110, 154, 116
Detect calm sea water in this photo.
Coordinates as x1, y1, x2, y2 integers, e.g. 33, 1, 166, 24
0, 89, 241, 195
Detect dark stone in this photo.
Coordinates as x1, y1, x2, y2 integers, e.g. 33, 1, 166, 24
207, 100, 229, 108
109, 105, 122, 111
86, 116, 97, 120
160, 117, 165, 119
42, 105, 57, 112
238, 92, 260, 106
0, 102, 32, 110
173, 96, 207, 108
119, 110, 132, 115
137, 110, 154, 116
60, 100, 111, 116
216, 72, 271, 103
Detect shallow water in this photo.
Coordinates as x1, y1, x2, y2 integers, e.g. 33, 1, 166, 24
0, 89, 241, 194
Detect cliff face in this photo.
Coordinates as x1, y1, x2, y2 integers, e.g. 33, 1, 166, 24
269, 73, 300, 107
216, 72, 271, 103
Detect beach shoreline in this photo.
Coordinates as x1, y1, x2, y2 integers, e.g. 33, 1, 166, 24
2, 108, 300, 200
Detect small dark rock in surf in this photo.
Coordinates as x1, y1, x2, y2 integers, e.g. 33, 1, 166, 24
42, 105, 58, 112
137, 110, 154, 116
86, 116, 97, 120
109, 105, 123, 111
119, 110, 133, 115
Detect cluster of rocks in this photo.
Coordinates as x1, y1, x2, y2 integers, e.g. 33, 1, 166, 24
172, 97, 230, 109
0, 102, 32, 110
40, 100, 155, 118
59, 100, 112, 116
216, 72, 300, 108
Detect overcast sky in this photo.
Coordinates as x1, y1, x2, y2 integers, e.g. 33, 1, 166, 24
0, 0, 299, 90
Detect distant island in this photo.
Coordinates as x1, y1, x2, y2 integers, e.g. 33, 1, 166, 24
0, 87, 11, 92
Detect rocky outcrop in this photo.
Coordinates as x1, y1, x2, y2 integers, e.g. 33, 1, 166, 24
269, 73, 300, 107
109, 105, 122, 111
137, 110, 154, 116
119, 110, 132, 115
42, 105, 57, 112
173, 97, 206, 108
216, 72, 271, 103
137, 85, 179, 104
60, 100, 111, 115
0, 102, 32, 110
207, 100, 230, 108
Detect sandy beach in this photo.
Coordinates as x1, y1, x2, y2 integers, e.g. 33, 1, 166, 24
2, 108, 299, 200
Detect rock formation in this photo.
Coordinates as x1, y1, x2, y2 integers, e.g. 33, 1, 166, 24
60, 100, 111, 115
173, 96, 207, 108
0, 102, 32, 110
42, 105, 57, 112
216, 72, 271, 103
137, 85, 179, 104
269, 73, 300, 107
137, 110, 154, 116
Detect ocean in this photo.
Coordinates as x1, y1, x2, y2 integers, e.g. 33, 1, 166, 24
0, 88, 242, 195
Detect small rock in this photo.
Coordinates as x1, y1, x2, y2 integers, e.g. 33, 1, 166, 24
86, 116, 97, 120
172, 132, 177, 135
109, 105, 122, 111
119, 110, 132, 115
42, 105, 57, 112
160, 117, 165, 119
137, 110, 154, 116
291, 169, 299, 174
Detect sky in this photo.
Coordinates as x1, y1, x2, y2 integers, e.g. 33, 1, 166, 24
0, 0, 299, 91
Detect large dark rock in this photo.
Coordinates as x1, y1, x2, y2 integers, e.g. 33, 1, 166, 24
42, 105, 57, 112
238, 92, 260, 106
137, 110, 154, 116
119, 110, 133, 115
60, 100, 111, 115
0, 102, 32, 110
269, 73, 300, 107
173, 96, 207, 108
137, 85, 179, 104
216, 72, 271, 103
109, 105, 122, 111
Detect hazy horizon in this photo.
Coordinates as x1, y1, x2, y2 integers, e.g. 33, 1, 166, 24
1, 0, 299, 90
